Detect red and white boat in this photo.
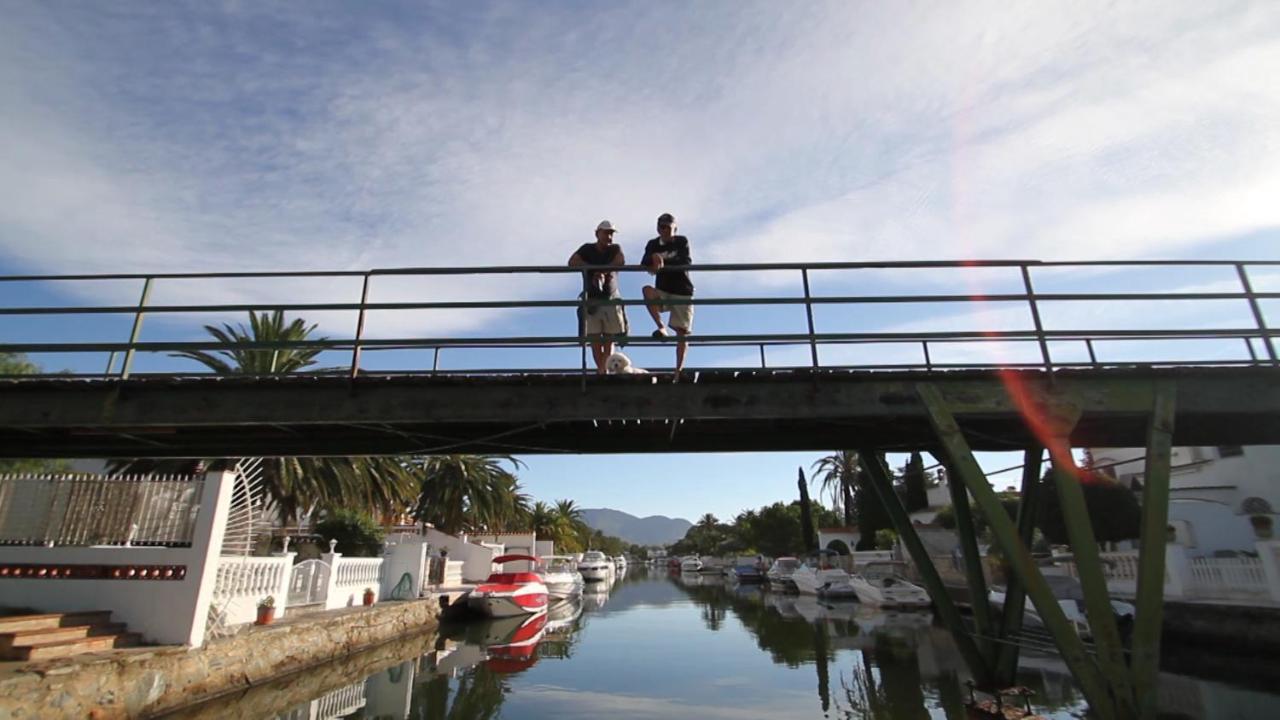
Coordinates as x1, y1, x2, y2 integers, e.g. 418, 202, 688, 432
467, 554, 549, 617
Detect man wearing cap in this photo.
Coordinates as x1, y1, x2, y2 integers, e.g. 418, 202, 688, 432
569, 220, 627, 374
642, 213, 695, 373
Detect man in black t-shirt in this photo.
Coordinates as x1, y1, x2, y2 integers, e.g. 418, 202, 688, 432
568, 220, 627, 374
641, 212, 695, 373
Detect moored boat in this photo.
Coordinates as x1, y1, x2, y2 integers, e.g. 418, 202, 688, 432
792, 555, 859, 599
849, 561, 931, 609
539, 555, 585, 599
579, 551, 613, 582
680, 555, 703, 573
766, 557, 802, 592
467, 554, 550, 617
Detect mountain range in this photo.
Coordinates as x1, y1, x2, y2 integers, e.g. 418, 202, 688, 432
580, 508, 692, 546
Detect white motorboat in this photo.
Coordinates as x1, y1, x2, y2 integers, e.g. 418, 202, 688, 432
989, 574, 1134, 639
467, 554, 550, 617
613, 555, 628, 571
698, 557, 726, 575
766, 557, 802, 592
792, 560, 859, 599
849, 561, 931, 609
578, 551, 613, 582
680, 555, 703, 573
539, 555, 584, 599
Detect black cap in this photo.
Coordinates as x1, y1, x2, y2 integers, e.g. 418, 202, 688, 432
657, 213, 676, 226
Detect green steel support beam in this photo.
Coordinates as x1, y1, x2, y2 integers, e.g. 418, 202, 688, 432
993, 447, 1044, 685
944, 459, 996, 664
915, 382, 1119, 720
1131, 382, 1176, 720
1050, 451, 1135, 717
858, 450, 993, 686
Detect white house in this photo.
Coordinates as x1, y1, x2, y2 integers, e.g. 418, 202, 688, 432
1090, 444, 1280, 556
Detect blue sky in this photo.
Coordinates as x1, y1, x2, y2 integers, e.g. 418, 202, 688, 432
3, 1, 1279, 521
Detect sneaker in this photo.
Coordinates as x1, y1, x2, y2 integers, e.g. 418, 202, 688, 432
652, 327, 669, 338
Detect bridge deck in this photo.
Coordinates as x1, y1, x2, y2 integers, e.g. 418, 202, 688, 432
1, 367, 1277, 458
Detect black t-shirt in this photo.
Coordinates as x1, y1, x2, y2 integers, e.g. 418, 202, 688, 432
642, 235, 694, 296
574, 242, 622, 298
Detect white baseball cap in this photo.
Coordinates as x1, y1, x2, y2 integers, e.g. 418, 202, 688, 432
596, 220, 618, 232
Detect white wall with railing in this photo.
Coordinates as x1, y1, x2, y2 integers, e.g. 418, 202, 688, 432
325, 554, 383, 610
1063, 541, 1280, 604
210, 554, 294, 627
0, 471, 234, 646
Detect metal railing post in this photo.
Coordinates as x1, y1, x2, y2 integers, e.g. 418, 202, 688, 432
801, 268, 819, 368
350, 273, 372, 380
119, 277, 153, 379
1019, 265, 1053, 373
1236, 263, 1277, 364
759, 344, 767, 368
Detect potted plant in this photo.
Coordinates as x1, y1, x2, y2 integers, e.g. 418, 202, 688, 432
256, 596, 276, 625
1251, 515, 1274, 539
363, 587, 376, 606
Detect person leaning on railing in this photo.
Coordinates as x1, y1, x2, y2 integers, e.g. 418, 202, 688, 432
642, 212, 695, 374
568, 220, 628, 374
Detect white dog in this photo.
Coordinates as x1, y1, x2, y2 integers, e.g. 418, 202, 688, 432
605, 351, 648, 375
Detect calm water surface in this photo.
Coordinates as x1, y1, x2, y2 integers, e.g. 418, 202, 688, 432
168, 568, 1280, 719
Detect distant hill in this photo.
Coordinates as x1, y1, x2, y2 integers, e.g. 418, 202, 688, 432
580, 508, 692, 546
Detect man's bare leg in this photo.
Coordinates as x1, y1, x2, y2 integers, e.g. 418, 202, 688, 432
591, 340, 608, 374
673, 326, 689, 373
641, 286, 666, 331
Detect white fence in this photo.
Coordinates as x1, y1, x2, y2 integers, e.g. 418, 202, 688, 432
211, 555, 294, 627
1187, 556, 1269, 600
1063, 543, 1280, 604
0, 473, 204, 547
327, 556, 384, 610
0, 471, 234, 646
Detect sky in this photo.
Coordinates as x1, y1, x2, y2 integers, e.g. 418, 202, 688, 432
2, 1, 1279, 522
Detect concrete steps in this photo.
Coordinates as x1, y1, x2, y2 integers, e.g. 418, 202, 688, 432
0, 611, 140, 661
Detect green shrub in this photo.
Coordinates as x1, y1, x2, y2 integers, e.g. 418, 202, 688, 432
315, 509, 385, 557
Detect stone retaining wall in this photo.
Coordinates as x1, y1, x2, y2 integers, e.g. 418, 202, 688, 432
0, 599, 440, 720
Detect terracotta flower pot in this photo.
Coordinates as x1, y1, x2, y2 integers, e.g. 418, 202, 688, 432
363, 590, 376, 606
256, 606, 275, 625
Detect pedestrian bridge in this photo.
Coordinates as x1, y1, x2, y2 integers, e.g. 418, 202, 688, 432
1, 259, 1276, 458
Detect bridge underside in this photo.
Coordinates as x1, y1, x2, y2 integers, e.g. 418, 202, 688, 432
1, 367, 1277, 458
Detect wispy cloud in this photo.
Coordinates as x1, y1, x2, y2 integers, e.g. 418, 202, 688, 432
2, 0, 1278, 348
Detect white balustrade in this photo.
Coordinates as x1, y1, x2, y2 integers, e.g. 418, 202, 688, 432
213, 556, 291, 602
1187, 556, 1268, 599
334, 557, 384, 588
313, 680, 367, 719
0, 473, 204, 547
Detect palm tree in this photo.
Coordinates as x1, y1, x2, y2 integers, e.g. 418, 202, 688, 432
114, 311, 417, 523
697, 513, 719, 530
812, 450, 860, 525
171, 310, 327, 375
527, 501, 559, 538
412, 454, 527, 534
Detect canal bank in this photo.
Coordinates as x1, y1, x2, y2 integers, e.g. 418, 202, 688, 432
0, 598, 440, 720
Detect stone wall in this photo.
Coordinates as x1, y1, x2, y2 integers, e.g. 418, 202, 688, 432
0, 598, 440, 720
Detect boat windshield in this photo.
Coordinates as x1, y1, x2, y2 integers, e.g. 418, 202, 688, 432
582, 552, 606, 562
544, 558, 576, 572
773, 559, 800, 571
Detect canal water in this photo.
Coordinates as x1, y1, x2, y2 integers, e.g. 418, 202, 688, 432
167, 568, 1280, 719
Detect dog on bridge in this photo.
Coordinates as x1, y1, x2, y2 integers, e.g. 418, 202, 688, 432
605, 351, 649, 375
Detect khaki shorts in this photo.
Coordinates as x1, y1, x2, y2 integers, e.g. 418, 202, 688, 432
583, 305, 626, 336
653, 289, 694, 332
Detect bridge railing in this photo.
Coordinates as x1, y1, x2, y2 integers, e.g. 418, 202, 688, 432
0, 259, 1275, 377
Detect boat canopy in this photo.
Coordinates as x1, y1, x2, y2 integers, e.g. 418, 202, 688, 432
493, 554, 540, 565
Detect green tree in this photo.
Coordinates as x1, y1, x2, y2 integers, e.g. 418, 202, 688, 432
901, 451, 929, 513
113, 311, 419, 523
314, 508, 385, 557
0, 353, 72, 475
412, 454, 528, 534
1037, 468, 1141, 545
798, 467, 817, 553
812, 451, 859, 524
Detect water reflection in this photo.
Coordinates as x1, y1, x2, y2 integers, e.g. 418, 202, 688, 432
165, 566, 1280, 720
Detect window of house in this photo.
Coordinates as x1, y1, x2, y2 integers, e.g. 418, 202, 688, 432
1216, 446, 1244, 458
